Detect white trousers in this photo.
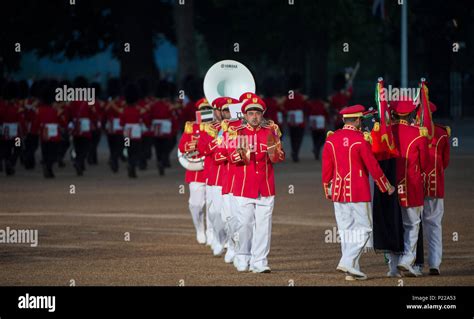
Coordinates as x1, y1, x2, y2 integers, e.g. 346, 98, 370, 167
209, 185, 226, 247
398, 206, 423, 266
334, 202, 373, 271
188, 182, 206, 237
234, 195, 275, 268
205, 185, 214, 242
423, 198, 444, 269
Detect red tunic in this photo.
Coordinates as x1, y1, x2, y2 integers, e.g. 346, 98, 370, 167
150, 100, 174, 138
229, 123, 285, 199
178, 121, 206, 184
392, 121, 429, 207
283, 93, 307, 128
2, 101, 25, 140
322, 125, 391, 202
306, 99, 329, 131
69, 101, 95, 138
120, 106, 142, 141
34, 105, 64, 142
105, 98, 125, 135
219, 119, 243, 194
424, 124, 450, 198
197, 121, 223, 186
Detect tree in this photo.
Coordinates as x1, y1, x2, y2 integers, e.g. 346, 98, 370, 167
0, 0, 174, 83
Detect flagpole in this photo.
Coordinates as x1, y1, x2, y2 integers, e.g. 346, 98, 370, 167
401, 0, 408, 88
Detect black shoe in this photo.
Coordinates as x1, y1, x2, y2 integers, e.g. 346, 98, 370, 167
158, 165, 165, 176
429, 268, 440, 276
43, 167, 50, 178
109, 160, 118, 173
291, 154, 299, 163
58, 160, 66, 168
5, 166, 15, 176
74, 163, 83, 176
128, 166, 137, 178
139, 161, 147, 171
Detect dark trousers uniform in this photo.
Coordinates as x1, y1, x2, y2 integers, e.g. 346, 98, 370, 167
165, 136, 176, 167
153, 137, 170, 175
139, 136, 153, 170
2, 139, 20, 175
73, 136, 91, 175
126, 140, 141, 178
289, 126, 305, 162
57, 132, 70, 166
41, 141, 59, 178
311, 130, 325, 160
23, 133, 39, 169
87, 130, 101, 165
107, 134, 124, 173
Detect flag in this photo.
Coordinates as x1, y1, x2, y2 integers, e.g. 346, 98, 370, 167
371, 78, 398, 160
416, 79, 435, 142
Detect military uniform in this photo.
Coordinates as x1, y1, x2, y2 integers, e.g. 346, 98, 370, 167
307, 98, 329, 160
322, 105, 392, 280
1, 100, 24, 176
178, 98, 211, 245
120, 104, 143, 178
105, 97, 125, 173
197, 100, 226, 255
150, 98, 174, 175
33, 103, 64, 178
229, 97, 285, 273
423, 102, 450, 274
283, 92, 307, 162
69, 101, 96, 176
388, 100, 429, 275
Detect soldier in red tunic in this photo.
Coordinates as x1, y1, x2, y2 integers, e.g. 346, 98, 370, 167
197, 98, 228, 255
215, 96, 245, 264
229, 96, 285, 273
306, 91, 329, 160
422, 102, 450, 275
178, 98, 212, 245
322, 105, 395, 280
387, 100, 429, 277
32, 83, 66, 178
1, 81, 25, 176
120, 83, 143, 178
283, 89, 307, 163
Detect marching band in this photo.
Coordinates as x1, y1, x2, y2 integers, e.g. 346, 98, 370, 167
0, 61, 450, 279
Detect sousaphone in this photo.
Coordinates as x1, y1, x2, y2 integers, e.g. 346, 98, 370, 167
177, 60, 256, 171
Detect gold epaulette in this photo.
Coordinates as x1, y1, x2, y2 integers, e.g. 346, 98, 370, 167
205, 122, 218, 138
363, 131, 373, 145
446, 126, 451, 137
373, 122, 380, 132
227, 125, 238, 139
326, 130, 334, 139
419, 126, 428, 137
221, 119, 229, 132
184, 121, 194, 134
